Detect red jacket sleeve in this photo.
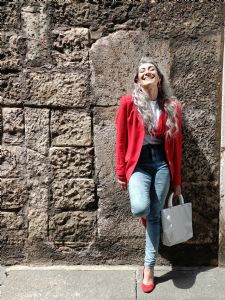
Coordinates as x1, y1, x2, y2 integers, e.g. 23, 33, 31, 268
115, 96, 128, 182
173, 102, 182, 187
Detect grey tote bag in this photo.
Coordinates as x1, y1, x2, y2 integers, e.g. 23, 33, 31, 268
161, 193, 193, 246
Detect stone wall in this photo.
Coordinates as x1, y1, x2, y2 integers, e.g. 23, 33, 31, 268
0, 0, 224, 266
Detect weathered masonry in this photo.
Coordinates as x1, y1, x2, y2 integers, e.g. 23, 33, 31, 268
0, 1, 225, 266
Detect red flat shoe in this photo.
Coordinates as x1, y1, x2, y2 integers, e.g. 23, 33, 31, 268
141, 270, 155, 293
139, 217, 146, 229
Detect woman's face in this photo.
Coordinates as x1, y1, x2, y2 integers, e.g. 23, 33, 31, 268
137, 63, 161, 88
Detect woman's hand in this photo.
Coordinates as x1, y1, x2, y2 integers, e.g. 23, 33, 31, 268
117, 179, 127, 191
174, 185, 181, 196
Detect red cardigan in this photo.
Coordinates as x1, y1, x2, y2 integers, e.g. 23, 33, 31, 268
115, 94, 182, 189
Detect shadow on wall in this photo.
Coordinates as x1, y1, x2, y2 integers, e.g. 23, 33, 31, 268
158, 119, 220, 266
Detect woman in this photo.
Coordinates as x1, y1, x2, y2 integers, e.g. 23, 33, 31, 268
115, 57, 182, 293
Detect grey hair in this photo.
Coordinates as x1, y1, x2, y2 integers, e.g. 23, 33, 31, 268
132, 57, 179, 137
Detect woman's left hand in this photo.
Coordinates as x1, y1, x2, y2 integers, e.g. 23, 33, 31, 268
174, 185, 181, 196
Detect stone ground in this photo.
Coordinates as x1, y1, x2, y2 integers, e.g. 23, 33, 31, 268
0, 265, 225, 300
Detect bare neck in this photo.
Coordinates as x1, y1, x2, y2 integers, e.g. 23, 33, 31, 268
142, 85, 158, 101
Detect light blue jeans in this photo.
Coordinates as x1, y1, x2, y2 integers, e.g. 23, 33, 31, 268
128, 144, 170, 268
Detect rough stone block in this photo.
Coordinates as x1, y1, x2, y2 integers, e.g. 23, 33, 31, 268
51, 110, 92, 146
2, 107, 24, 145
0, 229, 27, 264
24, 108, 50, 240
182, 181, 219, 220
219, 217, 225, 266
97, 184, 143, 239
221, 99, 225, 149
51, 27, 89, 69
25, 107, 49, 156
0, 31, 26, 71
191, 211, 217, 245
0, 146, 26, 178
21, 4, 49, 65
93, 106, 119, 183
49, 211, 97, 247
27, 182, 49, 210
24, 72, 89, 107
94, 106, 144, 239
171, 34, 221, 109
0, 229, 27, 245
49, 147, 93, 179
144, 3, 223, 39
26, 148, 52, 186
0, 74, 24, 105
27, 210, 48, 240
0, 178, 28, 209
0, 108, 2, 142
0, 0, 21, 30
49, 0, 92, 27
52, 178, 95, 210
182, 108, 219, 182
181, 181, 219, 244
90, 30, 172, 106
219, 148, 225, 266
0, 212, 25, 230
50, 2, 223, 38
22, 0, 48, 4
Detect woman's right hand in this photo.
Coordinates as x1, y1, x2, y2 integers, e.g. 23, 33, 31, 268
117, 179, 127, 191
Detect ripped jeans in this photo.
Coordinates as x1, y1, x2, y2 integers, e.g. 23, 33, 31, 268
128, 144, 170, 268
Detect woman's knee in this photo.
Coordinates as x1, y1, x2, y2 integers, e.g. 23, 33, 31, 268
128, 172, 151, 217
131, 204, 149, 217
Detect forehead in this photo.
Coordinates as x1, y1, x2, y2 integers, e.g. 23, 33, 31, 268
138, 63, 156, 71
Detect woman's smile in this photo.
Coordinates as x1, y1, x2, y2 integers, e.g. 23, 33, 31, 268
143, 73, 155, 80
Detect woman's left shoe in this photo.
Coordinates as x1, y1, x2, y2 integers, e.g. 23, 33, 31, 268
141, 270, 155, 293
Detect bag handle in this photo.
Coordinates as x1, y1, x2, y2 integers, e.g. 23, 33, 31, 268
168, 192, 184, 208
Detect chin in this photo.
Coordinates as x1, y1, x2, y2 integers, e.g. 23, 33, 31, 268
141, 82, 153, 88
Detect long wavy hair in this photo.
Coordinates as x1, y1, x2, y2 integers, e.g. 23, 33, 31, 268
133, 57, 179, 137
